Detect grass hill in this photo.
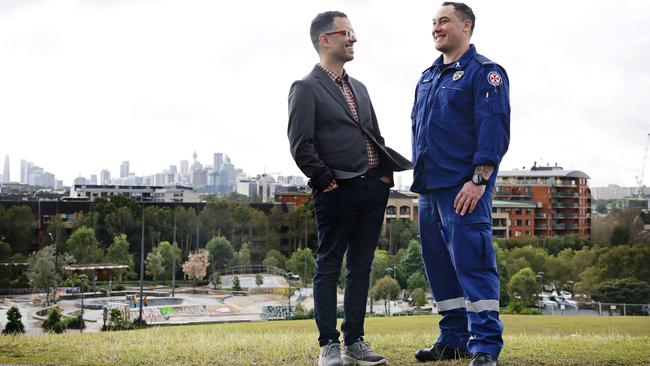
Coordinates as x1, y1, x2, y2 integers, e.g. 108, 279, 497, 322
1, 315, 649, 365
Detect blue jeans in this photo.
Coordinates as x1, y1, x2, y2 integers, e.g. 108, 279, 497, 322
418, 185, 504, 357
312, 175, 389, 346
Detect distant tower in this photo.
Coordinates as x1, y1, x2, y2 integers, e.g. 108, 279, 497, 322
100, 169, 111, 185
2, 156, 9, 183
120, 161, 130, 178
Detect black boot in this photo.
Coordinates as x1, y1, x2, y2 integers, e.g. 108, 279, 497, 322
415, 343, 469, 362
469, 352, 497, 366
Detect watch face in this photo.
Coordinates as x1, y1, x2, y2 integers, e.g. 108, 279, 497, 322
472, 174, 480, 184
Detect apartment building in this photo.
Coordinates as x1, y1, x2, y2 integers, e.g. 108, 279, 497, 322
495, 164, 591, 238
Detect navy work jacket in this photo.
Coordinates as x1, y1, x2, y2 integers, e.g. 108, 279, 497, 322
411, 45, 510, 193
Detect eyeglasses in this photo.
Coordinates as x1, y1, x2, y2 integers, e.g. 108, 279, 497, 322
322, 29, 355, 38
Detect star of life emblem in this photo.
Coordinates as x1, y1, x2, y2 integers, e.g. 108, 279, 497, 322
487, 71, 502, 86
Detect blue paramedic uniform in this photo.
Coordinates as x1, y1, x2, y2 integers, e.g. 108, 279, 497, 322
411, 44, 510, 358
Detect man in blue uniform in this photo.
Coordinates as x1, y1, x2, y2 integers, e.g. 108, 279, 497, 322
411, 3, 510, 366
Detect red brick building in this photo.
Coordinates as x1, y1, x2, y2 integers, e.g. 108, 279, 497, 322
495, 165, 591, 238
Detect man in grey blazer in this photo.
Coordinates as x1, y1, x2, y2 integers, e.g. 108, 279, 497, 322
288, 11, 405, 366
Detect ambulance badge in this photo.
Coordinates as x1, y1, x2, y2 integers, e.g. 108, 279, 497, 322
453, 71, 464, 81
487, 71, 502, 86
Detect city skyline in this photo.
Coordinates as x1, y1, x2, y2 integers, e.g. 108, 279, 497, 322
1, 1, 649, 188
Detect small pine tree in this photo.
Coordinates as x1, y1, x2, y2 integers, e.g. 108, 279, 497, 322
232, 276, 242, 291
255, 274, 264, 287
2, 306, 25, 335
42, 307, 66, 334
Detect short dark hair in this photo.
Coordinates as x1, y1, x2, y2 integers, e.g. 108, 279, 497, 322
310, 11, 347, 51
441, 2, 475, 34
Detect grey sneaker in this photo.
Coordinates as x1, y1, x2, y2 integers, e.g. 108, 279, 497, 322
319, 341, 343, 366
341, 340, 386, 366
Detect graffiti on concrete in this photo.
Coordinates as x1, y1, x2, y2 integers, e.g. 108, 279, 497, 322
263, 305, 294, 320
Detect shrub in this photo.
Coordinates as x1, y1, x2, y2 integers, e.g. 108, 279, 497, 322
42, 307, 66, 333
2, 306, 25, 335
63, 315, 86, 330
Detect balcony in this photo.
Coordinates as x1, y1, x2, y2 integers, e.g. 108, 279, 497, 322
495, 191, 532, 198
553, 224, 566, 230
552, 180, 577, 187
535, 224, 548, 229
552, 191, 579, 198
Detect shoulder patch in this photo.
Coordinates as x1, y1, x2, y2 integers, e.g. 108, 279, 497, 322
487, 71, 502, 86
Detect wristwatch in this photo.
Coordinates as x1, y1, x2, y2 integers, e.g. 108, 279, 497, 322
471, 173, 488, 186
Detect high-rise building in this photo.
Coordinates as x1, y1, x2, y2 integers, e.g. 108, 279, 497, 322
120, 161, 130, 178
100, 169, 111, 185
2, 156, 10, 183
213, 153, 223, 173
90, 174, 98, 185
20, 160, 28, 184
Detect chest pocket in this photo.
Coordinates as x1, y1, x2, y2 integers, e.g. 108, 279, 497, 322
437, 83, 471, 110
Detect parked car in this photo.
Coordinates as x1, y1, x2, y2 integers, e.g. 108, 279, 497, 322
552, 296, 577, 309
538, 295, 558, 309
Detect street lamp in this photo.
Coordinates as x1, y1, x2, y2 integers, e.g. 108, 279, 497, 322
48, 232, 57, 301
139, 200, 145, 322
385, 267, 397, 316
79, 273, 88, 334
172, 203, 177, 297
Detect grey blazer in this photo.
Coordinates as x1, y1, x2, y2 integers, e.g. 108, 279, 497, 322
288, 65, 409, 190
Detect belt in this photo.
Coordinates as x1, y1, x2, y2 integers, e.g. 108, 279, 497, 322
359, 168, 380, 179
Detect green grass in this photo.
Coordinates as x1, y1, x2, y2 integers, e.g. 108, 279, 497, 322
1, 315, 649, 365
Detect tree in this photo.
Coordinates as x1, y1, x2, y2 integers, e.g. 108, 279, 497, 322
262, 249, 287, 269
504, 246, 548, 277
610, 225, 630, 246
0, 240, 11, 261
255, 273, 264, 287
397, 240, 424, 288
182, 249, 210, 286
205, 236, 234, 272
0, 206, 35, 255
507, 267, 540, 307
407, 271, 429, 291
104, 206, 135, 239
234, 243, 252, 266
595, 244, 650, 284
104, 234, 134, 281
232, 276, 242, 291
371, 275, 400, 315
145, 249, 165, 282
41, 307, 66, 334
156, 241, 181, 281
592, 278, 650, 304
286, 248, 316, 285
546, 256, 572, 292
2, 306, 25, 334
66, 226, 102, 264
371, 249, 391, 285
26, 245, 59, 305
411, 288, 427, 308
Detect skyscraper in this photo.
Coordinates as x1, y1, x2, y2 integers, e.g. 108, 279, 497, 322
100, 169, 111, 185
2, 156, 9, 183
213, 153, 223, 173
120, 161, 130, 178
90, 174, 98, 185
20, 159, 28, 184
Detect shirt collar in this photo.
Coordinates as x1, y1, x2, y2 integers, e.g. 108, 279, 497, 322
317, 64, 349, 84
432, 44, 477, 70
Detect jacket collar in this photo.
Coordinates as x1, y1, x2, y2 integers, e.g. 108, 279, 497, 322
432, 44, 477, 70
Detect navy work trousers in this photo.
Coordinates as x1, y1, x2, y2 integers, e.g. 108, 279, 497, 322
418, 184, 504, 357
312, 176, 389, 346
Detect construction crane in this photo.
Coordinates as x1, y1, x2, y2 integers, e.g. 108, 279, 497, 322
636, 133, 650, 197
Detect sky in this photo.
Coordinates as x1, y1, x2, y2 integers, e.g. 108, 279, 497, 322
1, 0, 649, 188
